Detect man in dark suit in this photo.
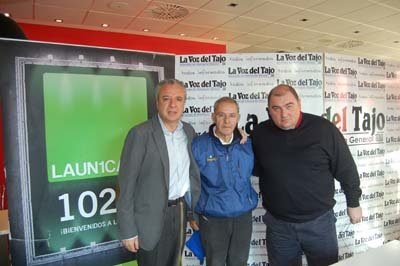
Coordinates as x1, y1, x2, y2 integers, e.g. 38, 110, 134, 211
117, 79, 201, 266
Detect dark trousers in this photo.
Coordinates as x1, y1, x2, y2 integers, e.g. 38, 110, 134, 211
137, 201, 186, 266
264, 209, 338, 266
199, 211, 253, 266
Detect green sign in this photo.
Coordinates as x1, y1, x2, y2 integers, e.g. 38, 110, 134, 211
43, 73, 147, 182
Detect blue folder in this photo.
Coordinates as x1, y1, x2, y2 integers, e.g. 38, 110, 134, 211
185, 231, 205, 265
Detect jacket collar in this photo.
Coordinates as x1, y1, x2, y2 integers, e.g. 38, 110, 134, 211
208, 124, 241, 145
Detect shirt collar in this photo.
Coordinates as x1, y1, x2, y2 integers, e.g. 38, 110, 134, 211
295, 112, 303, 129
158, 114, 183, 134
213, 126, 233, 145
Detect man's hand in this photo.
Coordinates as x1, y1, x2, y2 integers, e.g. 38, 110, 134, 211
190, 220, 200, 231
122, 237, 140, 253
347, 206, 362, 224
238, 128, 248, 144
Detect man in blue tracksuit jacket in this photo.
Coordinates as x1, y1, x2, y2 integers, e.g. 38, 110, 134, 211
190, 97, 258, 266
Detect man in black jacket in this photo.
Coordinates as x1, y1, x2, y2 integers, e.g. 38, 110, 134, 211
252, 84, 362, 266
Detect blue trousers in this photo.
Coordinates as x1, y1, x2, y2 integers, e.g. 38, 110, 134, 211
264, 210, 338, 266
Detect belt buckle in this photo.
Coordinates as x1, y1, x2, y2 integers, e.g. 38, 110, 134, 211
168, 197, 182, 207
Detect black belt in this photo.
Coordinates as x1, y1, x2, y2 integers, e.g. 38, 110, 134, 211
167, 196, 184, 207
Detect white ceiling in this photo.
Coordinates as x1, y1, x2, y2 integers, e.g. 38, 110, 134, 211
2, 0, 400, 60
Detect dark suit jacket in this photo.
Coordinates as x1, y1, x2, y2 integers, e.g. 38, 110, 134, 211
116, 115, 200, 250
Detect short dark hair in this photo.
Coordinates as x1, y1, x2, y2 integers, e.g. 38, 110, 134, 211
155, 79, 186, 100
0, 14, 27, 39
214, 96, 239, 113
268, 84, 299, 106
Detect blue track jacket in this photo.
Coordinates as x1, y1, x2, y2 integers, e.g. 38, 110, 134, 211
192, 126, 258, 217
